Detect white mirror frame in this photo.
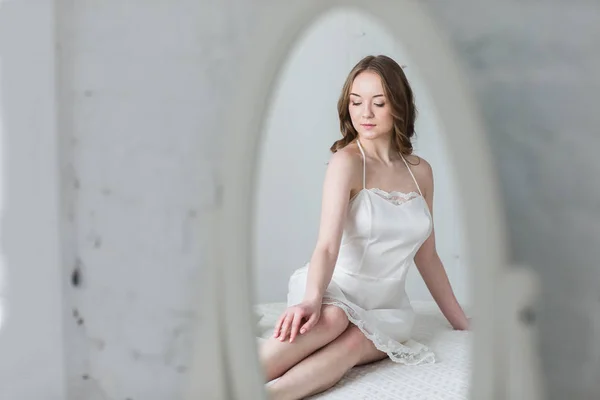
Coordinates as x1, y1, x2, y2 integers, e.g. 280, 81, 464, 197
190, 1, 544, 399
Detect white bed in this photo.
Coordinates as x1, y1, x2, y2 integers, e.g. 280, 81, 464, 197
255, 301, 471, 399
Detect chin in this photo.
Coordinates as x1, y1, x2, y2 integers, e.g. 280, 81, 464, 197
358, 130, 385, 141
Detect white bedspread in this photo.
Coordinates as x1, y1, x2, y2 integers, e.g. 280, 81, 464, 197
255, 301, 471, 399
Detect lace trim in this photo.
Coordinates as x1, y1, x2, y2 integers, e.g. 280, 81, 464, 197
322, 298, 435, 365
369, 188, 421, 206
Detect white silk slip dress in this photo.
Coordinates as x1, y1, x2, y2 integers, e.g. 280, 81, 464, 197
287, 140, 436, 365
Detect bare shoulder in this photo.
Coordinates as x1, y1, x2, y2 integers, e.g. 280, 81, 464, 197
328, 144, 362, 171
327, 143, 363, 186
405, 154, 434, 188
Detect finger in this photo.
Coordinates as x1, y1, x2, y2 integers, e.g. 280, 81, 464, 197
300, 313, 319, 335
273, 312, 287, 338
289, 313, 303, 343
279, 314, 293, 342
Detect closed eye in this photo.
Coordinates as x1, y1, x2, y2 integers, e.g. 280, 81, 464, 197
351, 102, 385, 108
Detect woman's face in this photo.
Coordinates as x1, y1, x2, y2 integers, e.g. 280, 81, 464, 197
348, 71, 394, 141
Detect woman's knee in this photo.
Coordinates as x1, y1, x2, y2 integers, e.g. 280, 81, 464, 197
317, 305, 349, 334
337, 325, 368, 353
317, 325, 372, 367
336, 325, 387, 365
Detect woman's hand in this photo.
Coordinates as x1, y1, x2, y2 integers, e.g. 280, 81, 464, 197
273, 299, 322, 343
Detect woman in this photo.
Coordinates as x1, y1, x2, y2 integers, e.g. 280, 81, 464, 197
260, 55, 469, 400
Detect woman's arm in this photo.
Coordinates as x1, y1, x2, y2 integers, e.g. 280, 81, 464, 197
274, 149, 361, 342
303, 150, 361, 302
413, 159, 470, 330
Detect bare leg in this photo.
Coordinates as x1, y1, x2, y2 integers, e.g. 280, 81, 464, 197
260, 305, 349, 381
267, 325, 387, 400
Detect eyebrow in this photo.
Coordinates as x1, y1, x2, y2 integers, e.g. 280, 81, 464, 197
350, 93, 385, 98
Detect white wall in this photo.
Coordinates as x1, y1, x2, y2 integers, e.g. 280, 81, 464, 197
56, 2, 217, 399
252, 8, 469, 305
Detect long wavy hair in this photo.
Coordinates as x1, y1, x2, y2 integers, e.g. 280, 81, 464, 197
330, 55, 417, 156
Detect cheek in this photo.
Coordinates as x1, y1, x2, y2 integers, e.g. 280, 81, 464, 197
377, 109, 394, 125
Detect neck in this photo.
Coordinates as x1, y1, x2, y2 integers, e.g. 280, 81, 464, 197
357, 136, 398, 163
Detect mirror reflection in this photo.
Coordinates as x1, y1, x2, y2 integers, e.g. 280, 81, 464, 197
252, 9, 472, 399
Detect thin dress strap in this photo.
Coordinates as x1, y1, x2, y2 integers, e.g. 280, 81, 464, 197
356, 140, 366, 189
400, 154, 423, 197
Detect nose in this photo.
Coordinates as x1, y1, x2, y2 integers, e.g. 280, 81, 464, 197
362, 103, 374, 119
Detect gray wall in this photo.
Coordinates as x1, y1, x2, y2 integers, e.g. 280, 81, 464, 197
422, 1, 600, 398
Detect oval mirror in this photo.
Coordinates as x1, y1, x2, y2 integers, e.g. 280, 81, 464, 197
187, 1, 545, 399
